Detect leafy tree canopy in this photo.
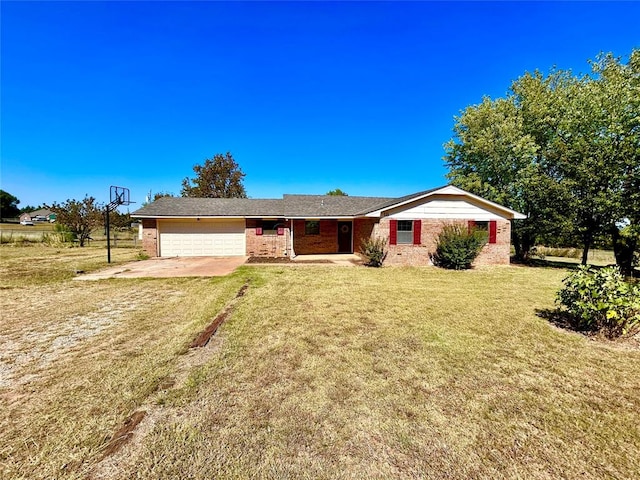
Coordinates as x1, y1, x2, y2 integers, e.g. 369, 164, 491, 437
181, 152, 247, 198
326, 188, 348, 196
48, 196, 104, 247
153, 191, 175, 201
19, 205, 44, 214
142, 191, 175, 206
444, 48, 639, 273
0, 190, 21, 218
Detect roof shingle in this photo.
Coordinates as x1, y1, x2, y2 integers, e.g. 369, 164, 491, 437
131, 197, 284, 217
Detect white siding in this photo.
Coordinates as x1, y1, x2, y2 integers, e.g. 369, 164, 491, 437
159, 219, 246, 257
388, 199, 503, 220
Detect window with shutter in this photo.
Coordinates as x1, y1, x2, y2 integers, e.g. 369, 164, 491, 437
397, 220, 413, 244
413, 220, 421, 245
390, 219, 397, 245
489, 220, 497, 244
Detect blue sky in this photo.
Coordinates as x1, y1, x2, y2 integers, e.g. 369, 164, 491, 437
1, 1, 638, 209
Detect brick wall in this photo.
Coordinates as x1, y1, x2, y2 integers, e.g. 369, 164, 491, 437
353, 218, 378, 254
471, 220, 511, 265
141, 218, 158, 257
379, 217, 512, 266
246, 219, 290, 257
293, 219, 339, 254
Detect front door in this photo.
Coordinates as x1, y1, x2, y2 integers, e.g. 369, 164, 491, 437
337, 221, 352, 253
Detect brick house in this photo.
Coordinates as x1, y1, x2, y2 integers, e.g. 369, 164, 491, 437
131, 185, 525, 266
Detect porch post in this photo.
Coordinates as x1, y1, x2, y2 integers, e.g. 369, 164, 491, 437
290, 219, 295, 258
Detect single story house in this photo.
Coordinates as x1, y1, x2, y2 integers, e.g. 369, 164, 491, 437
131, 185, 526, 266
19, 209, 56, 223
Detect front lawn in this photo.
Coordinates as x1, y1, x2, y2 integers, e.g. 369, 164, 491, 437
1, 250, 638, 479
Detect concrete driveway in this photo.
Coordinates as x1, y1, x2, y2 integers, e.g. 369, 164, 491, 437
74, 256, 248, 280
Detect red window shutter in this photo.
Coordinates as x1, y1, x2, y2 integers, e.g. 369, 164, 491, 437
413, 220, 421, 245
468, 220, 476, 233
489, 220, 497, 244
256, 227, 263, 236
390, 219, 397, 245
277, 227, 284, 236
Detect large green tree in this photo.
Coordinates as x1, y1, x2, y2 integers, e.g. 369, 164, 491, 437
0, 190, 21, 218
588, 51, 640, 275
181, 152, 247, 198
48, 196, 103, 246
444, 71, 576, 259
550, 52, 640, 267
445, 49, 639, 270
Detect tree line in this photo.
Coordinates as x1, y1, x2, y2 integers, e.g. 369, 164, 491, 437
445, 49, 639, 276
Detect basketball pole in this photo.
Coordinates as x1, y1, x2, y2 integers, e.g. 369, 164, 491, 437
106, 186, 133, 264
106, 204, 111, 263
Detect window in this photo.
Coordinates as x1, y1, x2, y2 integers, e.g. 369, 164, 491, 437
261, 220, 279, 236
390, 219, 421, 245
305, 220, 320, 235
468, 220, 497, 244
397, 220, 413, 244
473, 221, 489, 244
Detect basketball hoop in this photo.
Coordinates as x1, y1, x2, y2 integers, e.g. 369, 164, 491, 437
106, 186, 134, 263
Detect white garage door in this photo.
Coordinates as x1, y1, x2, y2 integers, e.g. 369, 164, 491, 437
159, 219, 246, 257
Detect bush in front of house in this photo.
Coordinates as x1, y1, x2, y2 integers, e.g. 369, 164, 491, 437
361, 237, 387, 267
430, 224, 485, 270
556, 265, 640, 338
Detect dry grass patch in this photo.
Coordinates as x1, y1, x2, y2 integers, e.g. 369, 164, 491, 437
0, 246, 251, 479
0, 244, 142, 287
109, 266, 639, 479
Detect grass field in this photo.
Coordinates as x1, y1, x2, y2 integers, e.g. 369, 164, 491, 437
0, 223, 139, 247
1, 246, 639, 479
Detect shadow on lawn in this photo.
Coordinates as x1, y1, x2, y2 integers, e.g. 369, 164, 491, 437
512, 257, 640, 278
536, 308, 580, 332
512, 257, 583, 270
536, 308, 640, 348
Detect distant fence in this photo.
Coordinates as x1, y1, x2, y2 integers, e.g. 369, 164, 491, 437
0, 229, 49, 242
0, 228, 139, 246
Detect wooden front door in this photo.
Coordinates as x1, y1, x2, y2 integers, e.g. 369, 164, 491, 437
337, 221, 352, 253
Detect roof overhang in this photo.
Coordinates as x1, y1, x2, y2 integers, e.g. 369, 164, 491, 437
365, 185, 526, 220
286, 216, 357, 220
132, 215, 246, 219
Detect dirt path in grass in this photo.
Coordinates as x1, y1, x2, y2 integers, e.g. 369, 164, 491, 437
89, 337, 224, 480
89, 283, 248, 479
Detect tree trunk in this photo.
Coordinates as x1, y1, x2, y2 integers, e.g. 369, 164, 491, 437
513, 232, 523, 260
611, 225, 637, 277
512, 230, 535, 262
581, 241, 590, 265
581, 226, 595, 265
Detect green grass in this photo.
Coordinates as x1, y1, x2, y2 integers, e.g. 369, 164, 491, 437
1, 247, 639, 479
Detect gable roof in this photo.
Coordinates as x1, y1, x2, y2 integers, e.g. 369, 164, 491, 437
362, 185, 527, 220
131, 186, 526, 220
28, 208, 55, 217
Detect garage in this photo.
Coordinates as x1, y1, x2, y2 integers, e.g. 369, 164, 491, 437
159, 219, 246, 257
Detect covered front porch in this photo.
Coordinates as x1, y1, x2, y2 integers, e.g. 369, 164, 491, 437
290, 218, 377, 255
